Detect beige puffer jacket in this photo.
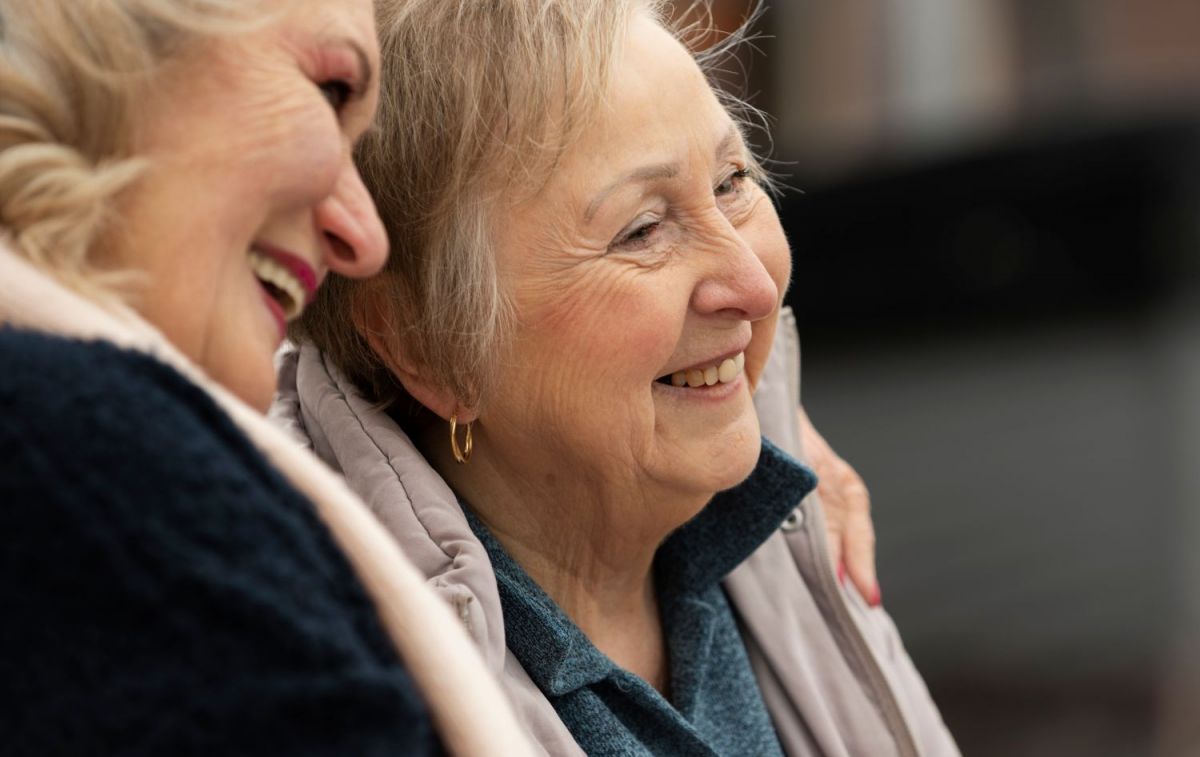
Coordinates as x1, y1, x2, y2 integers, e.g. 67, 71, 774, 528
270, 307, 959, 757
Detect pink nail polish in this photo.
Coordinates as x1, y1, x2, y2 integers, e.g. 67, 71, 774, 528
869, 584, 882, 608
836, 561, 846, 585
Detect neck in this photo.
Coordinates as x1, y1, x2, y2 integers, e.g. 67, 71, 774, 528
423, 421, 705, 693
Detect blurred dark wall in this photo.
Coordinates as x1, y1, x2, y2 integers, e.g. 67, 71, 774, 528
681, 1, 1200, 755
781, 120, 1200, 756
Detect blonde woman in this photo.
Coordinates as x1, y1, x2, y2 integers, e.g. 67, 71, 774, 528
281, 1, 957, 754
0, 2, 532, 753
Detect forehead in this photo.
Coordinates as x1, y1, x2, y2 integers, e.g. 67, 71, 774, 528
538, 15, 737, 200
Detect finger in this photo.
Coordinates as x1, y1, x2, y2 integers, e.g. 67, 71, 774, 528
825, 515, 844, 579
842, 488, 879, 606
816, 472, 847, 577
798, 405, 880, 602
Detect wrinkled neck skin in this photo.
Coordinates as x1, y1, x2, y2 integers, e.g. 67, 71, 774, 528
421, 421, 705, 694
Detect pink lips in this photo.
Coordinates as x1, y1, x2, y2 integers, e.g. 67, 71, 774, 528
251, 242, 320, 305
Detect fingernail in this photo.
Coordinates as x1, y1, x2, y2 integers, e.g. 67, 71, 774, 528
836, 561, 846, 585
869, 584, 882, 608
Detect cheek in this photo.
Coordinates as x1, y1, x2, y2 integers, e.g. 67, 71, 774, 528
747, 203, 792, 297
742, 204, 793, 386
519, 269, 686, 386
253, 117, 343, 206
281, 117, 343, 190
216, 89, 343, 206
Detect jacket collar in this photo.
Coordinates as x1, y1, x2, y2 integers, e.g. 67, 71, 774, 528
658, 439, 817, 593
462, 440, 816, 698
273, 341, 513, 671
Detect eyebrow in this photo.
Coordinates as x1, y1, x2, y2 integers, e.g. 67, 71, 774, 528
583, 163, 678, 223
582, 124, 746, 223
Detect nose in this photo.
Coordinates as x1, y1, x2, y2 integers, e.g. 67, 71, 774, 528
314, 159, 389, 278
690, 219, 780, 322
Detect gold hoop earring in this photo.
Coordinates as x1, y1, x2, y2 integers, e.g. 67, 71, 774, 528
449, 413, 473, 464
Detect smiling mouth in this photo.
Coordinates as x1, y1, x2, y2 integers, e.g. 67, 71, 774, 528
248, 249, 308, 321
656, 352, 745, 388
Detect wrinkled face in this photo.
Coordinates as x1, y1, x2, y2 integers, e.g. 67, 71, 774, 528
483, 14, 791, 510
106, 0, 386, 410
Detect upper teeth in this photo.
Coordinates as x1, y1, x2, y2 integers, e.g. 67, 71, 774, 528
248, 250, 305, 320
669, 352, 745, 388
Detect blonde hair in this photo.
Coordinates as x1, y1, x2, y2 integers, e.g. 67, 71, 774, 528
0, 0, 260, 297
298, 0, 768, 414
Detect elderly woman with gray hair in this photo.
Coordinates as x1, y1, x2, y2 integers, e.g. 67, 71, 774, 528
275, 1, 959, 754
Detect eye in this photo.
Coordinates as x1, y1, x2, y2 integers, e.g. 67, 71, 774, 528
610, 219, 662, 252
715, 167, 751, 197
318, 79, 355, 112
623, 222, 659, 245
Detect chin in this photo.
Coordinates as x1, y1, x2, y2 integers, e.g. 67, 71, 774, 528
244, 384, 276, 414
211, 360, 277, 414
695, 420, 765, 495
720, 435, 764, 490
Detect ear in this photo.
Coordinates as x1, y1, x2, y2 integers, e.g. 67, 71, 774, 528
351, 288, 478, 423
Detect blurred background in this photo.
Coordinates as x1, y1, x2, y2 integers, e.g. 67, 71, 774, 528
675, 1, 1200, 755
